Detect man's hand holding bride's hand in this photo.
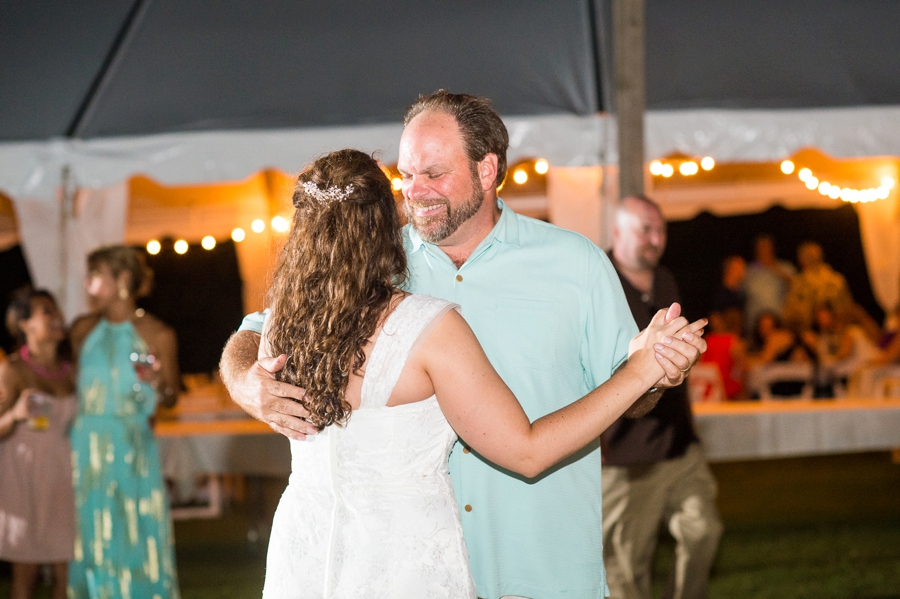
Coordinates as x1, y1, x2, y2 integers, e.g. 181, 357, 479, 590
237, 354, 319, 441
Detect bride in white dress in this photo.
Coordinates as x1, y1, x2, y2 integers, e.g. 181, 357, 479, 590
257, 150, 704, 599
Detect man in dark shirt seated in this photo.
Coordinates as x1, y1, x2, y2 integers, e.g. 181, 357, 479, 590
602, 195, 723, 599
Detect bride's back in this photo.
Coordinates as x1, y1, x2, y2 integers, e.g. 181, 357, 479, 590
263, 292, 476, 599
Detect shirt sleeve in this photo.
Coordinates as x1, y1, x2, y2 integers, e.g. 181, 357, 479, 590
237, 309, 268, 333
582, 249, 639, 390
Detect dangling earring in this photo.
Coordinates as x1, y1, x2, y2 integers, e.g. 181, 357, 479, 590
118, 284, 129, 300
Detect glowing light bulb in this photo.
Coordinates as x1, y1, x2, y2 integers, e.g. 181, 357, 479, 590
201, 236, 216, 250
700, 157, 715, 171
391, 177, 402, 191
271, 216, 290, 233
781, 160, 795, 175
534, 159, 549, 175
828, 187, 841, 200
174, 239, 189, 254
804, 176, 819, 190
818, 182, 831, 195
513, 169, 528, 184
251, 219, 265, 233
649, 161, 664, 176
231, 227, 246, 242
661, 164, 675, 178
882, 176, 896, 189
877, 186, 890, 200
798, 168, 812, 182
146, 240, 161, 255
679, 161, 699, 176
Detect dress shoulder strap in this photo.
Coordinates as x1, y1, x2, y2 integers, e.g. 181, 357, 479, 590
359, 294, 459, 409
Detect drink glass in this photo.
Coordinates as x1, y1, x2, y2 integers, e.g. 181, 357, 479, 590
130, 350, 157, 382
27, 394, 51, 431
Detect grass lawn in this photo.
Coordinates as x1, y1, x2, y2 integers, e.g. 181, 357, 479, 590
3, 451, 899, 598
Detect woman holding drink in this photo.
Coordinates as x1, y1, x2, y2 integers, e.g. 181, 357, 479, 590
67, 245, 181, 599
0, 287, 76, 599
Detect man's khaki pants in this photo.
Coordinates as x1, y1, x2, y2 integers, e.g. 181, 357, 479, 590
602, 443, 722, 599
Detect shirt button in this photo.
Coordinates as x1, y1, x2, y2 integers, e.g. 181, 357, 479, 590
462, 446, 470, 454
464, 504, 473, 512
455, 274, 463, 282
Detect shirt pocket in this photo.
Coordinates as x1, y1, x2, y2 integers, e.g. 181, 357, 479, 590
492, 296, 559, 371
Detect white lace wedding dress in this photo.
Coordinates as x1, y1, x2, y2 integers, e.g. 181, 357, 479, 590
262, 294, 477, 599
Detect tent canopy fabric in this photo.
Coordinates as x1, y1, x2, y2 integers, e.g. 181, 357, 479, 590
3, 0, 900, 321
1, 0, 601, 141
4, 0, 900, 143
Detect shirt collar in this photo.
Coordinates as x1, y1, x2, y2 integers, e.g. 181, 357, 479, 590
407, 197, 520, 254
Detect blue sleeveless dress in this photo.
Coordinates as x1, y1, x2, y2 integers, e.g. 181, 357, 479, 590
69, 319, 179, 599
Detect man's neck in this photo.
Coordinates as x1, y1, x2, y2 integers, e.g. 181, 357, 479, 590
615, 258, 655, 293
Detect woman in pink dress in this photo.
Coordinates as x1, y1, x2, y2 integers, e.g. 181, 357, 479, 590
0, 287, 77, 599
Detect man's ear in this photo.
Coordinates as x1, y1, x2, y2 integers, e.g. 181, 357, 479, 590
477, 153, 499, 192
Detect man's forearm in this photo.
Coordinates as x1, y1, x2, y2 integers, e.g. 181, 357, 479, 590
219, 330, 262, 399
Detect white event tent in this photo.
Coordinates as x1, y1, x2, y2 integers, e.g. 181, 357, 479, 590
1, 0, 899, 320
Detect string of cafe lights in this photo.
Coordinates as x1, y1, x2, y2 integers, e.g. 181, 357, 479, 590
145, 159, 553, 256
779, 160, 895, 204
144, 215, 292, 255
649, 156, 716, 178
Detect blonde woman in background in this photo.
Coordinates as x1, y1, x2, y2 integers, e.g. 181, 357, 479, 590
67, 245, 180, 599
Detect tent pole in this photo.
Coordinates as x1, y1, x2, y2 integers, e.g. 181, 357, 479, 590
613, 0, 646, 199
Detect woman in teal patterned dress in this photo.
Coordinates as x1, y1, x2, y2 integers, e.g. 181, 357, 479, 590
68, 245, 180, 599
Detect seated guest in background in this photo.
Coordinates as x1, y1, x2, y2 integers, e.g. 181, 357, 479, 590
782, 241, 853, 332
0, 287, 77, 599
68, 245, 181, 599
801, 303, 880, 396
743, 234, 796, 336
702, 308, 747, 400
746, 312, 814, 399
748, 311, 813, 367
711, 255, 747, 323
873, 332, 900, 365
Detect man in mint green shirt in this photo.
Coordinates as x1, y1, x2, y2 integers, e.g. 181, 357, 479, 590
221, 91, 702, 598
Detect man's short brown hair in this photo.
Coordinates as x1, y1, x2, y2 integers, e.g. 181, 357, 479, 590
404, 90, 509, 189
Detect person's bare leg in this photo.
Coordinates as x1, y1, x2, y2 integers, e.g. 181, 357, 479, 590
10, 562, 39, 599
51, 562, 68, 599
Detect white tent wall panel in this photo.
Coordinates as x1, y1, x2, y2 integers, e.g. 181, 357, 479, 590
4, 107, 900, 201
546, 166, 605, 247
644, 106, 900, 163
855, 197, 900, 316
13, 183, 128, 321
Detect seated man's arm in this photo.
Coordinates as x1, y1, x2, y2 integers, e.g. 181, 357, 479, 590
220, 329, 318, 440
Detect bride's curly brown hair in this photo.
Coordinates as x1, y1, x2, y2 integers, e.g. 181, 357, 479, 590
266, 149, 407, 429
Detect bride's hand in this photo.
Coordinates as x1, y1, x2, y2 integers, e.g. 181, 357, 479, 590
628, 304, 707, 388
